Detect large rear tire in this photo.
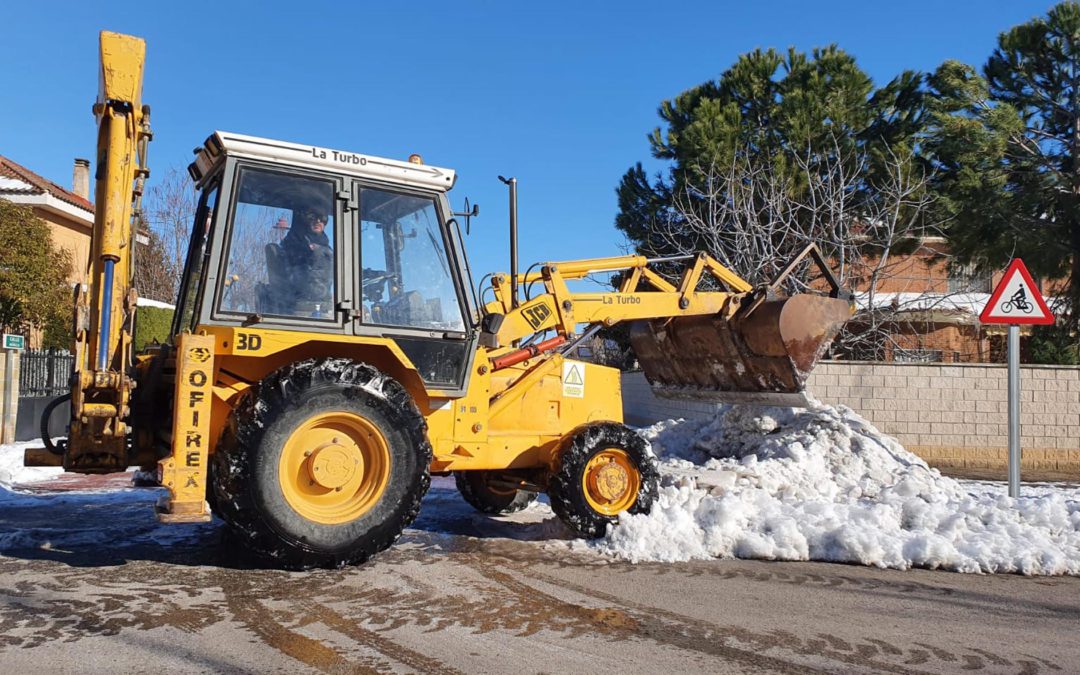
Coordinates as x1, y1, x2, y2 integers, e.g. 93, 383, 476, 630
549, 422, 659, 539
212, 358, 431, 569
454, 470, 538, 514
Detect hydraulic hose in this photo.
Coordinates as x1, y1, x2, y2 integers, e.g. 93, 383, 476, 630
40, 393, 71, 455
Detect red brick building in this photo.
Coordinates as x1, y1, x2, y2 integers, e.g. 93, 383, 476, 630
845, 238, 1064, 363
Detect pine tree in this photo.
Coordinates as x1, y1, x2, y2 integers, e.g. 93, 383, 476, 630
927, 1, 1080, 329
615, 45, 927, 276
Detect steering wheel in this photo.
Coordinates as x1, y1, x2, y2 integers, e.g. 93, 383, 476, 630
362, 268, 392, 303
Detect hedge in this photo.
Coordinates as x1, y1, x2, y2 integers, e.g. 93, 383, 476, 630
134, 306, 175, 351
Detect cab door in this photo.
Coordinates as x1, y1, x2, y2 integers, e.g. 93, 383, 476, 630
348, 182, 476, 395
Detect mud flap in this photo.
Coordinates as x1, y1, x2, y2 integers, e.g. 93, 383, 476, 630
630, 294, 852, 406
156, 333, 214, 523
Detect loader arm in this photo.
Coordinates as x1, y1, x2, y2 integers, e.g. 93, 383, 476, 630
486, 252, 752, 343
483, 248, 853, 403
65, 32, 153, 472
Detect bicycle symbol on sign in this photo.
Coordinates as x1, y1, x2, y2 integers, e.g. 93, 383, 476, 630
1002, 287, 1033, 314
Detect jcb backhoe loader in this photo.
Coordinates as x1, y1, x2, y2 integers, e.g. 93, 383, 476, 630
26, 32, 853, 569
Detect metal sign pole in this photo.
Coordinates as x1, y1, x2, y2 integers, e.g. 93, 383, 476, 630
1007, 324, 1020, 498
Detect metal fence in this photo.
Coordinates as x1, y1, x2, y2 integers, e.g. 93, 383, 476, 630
19, 349, 74, 397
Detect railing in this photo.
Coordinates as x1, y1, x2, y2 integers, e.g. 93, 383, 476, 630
19, 349, 74, 398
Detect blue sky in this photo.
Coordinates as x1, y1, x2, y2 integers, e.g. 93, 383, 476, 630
1, 0, 1057, 281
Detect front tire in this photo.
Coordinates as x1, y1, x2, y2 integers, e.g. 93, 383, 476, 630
212, 358, 431, 569
549, 422, 659, 539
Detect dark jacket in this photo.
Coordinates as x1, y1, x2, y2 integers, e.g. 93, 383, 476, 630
281, 225, 332, 303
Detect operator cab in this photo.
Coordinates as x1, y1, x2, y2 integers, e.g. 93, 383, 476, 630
176, 132, 478, 392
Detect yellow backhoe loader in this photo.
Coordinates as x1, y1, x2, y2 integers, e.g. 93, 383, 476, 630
26, 32, 853, 568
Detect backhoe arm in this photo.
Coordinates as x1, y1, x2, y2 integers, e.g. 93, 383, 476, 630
66, 31, 152, 471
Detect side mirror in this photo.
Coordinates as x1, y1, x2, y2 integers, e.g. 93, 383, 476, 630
453, 198, 479, 235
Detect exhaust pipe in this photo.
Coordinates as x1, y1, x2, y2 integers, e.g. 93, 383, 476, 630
498, 176, 519, 309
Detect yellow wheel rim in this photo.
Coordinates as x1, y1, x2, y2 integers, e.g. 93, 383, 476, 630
279, 412, 391, 525
582, 448, 640, 516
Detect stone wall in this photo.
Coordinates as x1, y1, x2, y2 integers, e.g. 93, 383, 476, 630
622, 361, 1080, 473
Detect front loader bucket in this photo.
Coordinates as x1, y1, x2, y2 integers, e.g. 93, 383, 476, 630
629, 293, 853, 406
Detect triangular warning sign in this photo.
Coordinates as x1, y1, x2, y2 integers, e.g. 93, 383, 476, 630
564, 364, 584, 385
980, 258, 1055, 325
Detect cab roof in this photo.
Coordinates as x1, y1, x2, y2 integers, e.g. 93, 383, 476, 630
188, 131, 456, 193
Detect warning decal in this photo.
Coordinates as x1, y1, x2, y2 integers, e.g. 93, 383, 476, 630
562, 361, 586, 398
979, 258, 1055, 325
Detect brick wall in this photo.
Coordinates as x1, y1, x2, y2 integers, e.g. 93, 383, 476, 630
622, 361, 1080, 473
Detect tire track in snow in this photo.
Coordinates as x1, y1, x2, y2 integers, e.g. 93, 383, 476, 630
471, 557, 824, 674
299, 599, 462, 675
512, 562, 1059, 674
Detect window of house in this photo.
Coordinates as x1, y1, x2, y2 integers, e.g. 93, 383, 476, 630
947, 265, 991, 293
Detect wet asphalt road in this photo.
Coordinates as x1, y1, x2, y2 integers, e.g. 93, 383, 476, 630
0, 477, 1078, 674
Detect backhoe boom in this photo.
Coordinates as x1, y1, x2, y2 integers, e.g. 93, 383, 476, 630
66, 31, 152, 472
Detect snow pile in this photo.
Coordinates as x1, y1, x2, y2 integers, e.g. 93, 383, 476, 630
0, 441, 62, 491
595, 403, 1080, 575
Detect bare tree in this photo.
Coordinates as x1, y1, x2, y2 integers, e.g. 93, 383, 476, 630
132, 229, 178, 303
219, 204, 280, 314
648, 135, 956, 360
143, 167, 197, 300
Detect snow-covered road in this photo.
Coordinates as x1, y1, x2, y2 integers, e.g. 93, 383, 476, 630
2, 402, 1078, 576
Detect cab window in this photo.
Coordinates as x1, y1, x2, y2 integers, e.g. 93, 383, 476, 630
173, 183, 218, 334
219, 168, 337, 320
358, 188, 465, 332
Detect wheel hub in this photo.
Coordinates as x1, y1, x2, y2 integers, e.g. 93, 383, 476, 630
581, 448, 642, 516
279, 412, 391, 525
591, 460, 630, 502
307, 441, 360, 490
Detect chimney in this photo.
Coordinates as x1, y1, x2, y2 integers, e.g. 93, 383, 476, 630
73, 158, 90, 199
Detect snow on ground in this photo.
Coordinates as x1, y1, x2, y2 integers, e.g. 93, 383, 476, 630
2, 403, 1079, 575
0, 441, 62, 488
588, 403, 1080, 575
0, 441, 216, 551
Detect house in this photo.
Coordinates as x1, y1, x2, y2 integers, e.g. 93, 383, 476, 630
0, 156, 95, 288
0, 155, 154, 348
844, 237, 1065, 364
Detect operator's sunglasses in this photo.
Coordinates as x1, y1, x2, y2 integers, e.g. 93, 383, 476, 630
302, 212, 328, 223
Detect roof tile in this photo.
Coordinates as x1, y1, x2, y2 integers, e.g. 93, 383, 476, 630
0, 155, 94, 213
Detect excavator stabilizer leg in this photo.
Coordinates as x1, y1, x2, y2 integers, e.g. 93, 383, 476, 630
156, 333, 214, 523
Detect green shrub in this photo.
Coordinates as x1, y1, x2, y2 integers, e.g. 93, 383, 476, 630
134, 306, 174, 352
